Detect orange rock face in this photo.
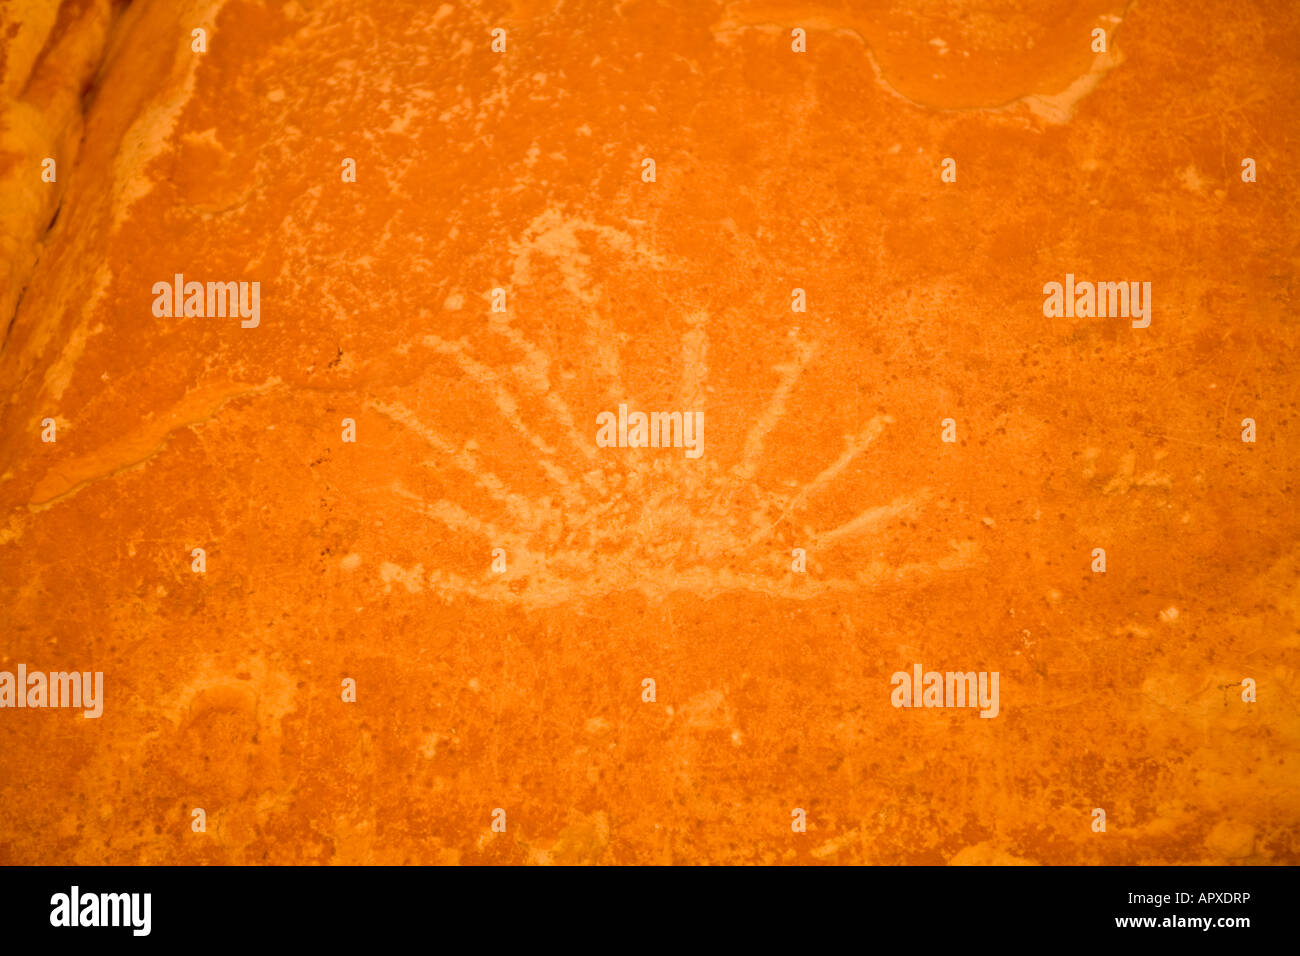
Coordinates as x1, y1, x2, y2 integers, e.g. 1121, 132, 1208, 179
0, 0, 1297, 864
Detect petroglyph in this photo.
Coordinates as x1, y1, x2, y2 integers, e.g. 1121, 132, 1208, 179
370, 314, 976, 608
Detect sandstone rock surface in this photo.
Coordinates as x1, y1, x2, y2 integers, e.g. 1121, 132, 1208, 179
0, 0, 1296, 864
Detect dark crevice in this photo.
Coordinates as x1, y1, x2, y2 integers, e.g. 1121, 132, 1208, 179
0, 173, 71, 358
0, 0, 135, 359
